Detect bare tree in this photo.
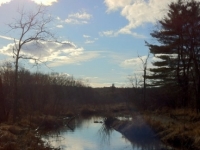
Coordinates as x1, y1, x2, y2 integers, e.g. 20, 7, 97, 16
128, 73, 142, 88
8, 6, 55, 122
138, 53, 150, 110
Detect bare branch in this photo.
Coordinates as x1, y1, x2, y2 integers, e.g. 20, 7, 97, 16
7, 5, 56, 122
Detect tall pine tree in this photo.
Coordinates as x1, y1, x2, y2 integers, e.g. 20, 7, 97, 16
146, 0, 200, 110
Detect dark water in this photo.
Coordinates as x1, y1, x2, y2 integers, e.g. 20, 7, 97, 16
43, 116, 171, 150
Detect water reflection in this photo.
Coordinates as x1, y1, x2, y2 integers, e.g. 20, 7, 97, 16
43, 116, 172, 150
98, 119, 113, 145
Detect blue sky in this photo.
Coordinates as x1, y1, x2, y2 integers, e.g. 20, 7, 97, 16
0, 0, 184, 87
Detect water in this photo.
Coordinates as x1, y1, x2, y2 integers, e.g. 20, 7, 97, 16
43, 116, 171, 150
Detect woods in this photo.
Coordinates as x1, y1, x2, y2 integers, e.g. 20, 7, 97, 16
0, 62, 96, 122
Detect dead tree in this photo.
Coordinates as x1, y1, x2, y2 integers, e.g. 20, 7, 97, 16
8, 6, 54, 122
138, 53, 150, 110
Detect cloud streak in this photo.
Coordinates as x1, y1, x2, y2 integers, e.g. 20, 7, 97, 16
65, 11, 92, 24
0, 40, 100, 67
0, 35, 14, 41
99, 30, 146, 38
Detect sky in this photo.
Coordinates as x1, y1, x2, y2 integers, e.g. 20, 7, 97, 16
0, 0, 187, 87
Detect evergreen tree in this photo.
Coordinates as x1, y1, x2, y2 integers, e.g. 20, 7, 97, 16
146, 0, 200, 110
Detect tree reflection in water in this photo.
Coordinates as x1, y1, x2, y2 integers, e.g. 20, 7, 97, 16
98, 118, 113, 145
99, 116, 173, 150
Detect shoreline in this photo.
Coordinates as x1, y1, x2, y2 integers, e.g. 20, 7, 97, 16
144, 109, 200, 150
0, 115, 65, 150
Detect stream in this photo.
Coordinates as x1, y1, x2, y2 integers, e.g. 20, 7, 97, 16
43, 116, 172, 150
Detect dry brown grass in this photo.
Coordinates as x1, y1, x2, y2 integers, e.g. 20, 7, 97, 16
144, 109, 200, 149
0, 114, 63, 150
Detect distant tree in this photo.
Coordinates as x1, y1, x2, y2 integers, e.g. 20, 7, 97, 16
138, 53, 150, 110
128, 74, 142, 88
8, 6, 55, 122
111, 83, 115, 90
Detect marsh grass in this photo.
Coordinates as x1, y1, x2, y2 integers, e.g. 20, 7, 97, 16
144, 109, 200, 149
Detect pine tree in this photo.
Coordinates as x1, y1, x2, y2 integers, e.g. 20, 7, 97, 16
146, 0, 200, 110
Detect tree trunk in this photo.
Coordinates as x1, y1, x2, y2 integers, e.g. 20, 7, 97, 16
0, 76, 6, 122
196, 78, 200, 113
13, 57, 19, 122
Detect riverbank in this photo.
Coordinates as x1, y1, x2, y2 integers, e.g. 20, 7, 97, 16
106, 108, 200, 150
104, 115, 173, 150
0, 115, 65, 150
144, 109, 200, 150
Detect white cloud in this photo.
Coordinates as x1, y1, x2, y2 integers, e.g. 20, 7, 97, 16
120, 55, 153, 70
65, 11, 92, 25
0, 35, 14, 41
56, 17, 60, 20
0, 0, 11, 6
68, 12, 92, 20
85, 40, 94, 44
83, 35, 97, 44
56, 25, 63, 28
83, 35, 90, 38
99, 30, 146, 38
104, 0, 133, 12
65, 18, 88, 24
0, 41, 100, 67
99, 30, 116, 37
121, 57, 145, 68
103, 0, 179, 37
31, 0, 58, 6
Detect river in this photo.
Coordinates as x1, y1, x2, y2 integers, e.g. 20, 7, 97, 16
43, 116, 172, 150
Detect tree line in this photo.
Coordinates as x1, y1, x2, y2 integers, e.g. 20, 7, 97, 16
0, 62, 96, 122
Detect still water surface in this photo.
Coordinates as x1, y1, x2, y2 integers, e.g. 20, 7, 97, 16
43, 116, 171, 150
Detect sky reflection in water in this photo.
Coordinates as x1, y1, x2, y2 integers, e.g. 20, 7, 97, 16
44, 116, 168, 150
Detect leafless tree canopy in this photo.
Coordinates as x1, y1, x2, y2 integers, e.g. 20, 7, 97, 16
7, 5, 56, 122
8, 5, 54, 62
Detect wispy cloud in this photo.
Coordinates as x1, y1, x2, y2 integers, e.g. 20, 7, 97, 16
65, 18, 88, 24
99, 30, 146, 38
65, 11, 92, 24
85, 40, 94, 44
121, 56, 147, 69
120, 55, 154, 74
83, 35, 90, 38
0, 40, 100, 67
68, 12, 92, 20
31, 0, 58, 6
0, 35, 14, 41
56, 25, 63, 28
99, 30, 116, 37
83, 34, 98, 44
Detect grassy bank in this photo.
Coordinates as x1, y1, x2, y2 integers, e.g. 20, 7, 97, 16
0, 115, 67, 150
144, 109, 200, 150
